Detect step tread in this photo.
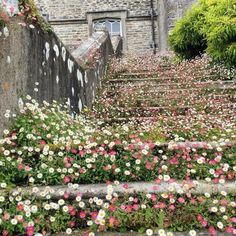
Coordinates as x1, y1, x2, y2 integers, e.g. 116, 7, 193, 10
7, 179, 236, 199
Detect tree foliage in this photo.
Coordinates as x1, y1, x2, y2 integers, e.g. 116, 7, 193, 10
169, 0, 236, 67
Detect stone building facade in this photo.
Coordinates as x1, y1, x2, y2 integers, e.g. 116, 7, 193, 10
35, 0, 196, 54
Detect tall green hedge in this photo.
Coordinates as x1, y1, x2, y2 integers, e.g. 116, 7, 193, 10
169, 0, 236, 67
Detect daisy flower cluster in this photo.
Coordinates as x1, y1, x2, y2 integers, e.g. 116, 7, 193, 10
0, 54, 235, 235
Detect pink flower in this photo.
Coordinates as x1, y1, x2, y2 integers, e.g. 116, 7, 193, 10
178, 197, 185, 203
159, 202, 166, 209
190, 198, 196, 204
133, 204, 139, 211
63, 176, 71, 183
65, 163, 71, 168
3, 212, 10, 221
126, 205, 132, 213
200, 219, 208, 227
145, 161, 154, 170
123, 184, 129, 189
91, 211, 98, 220
133, 198, 139, 203
64, 192, 70, 199
155, 179, 161, 184
79, 211, 86, 219
109, 204, 116, 212
225, 226, 233, 234
213, 178, 219, 184
26, 226, 34, 236
2, 230, 9, 236
231, 217, 236, 223
208, 226, 216, 236
79, 150, 84, 157
18, 163, 24, 170
220, 199, 228, 206
39, 140, 46, 145
71, 148, 77, 154
69, 221, 75, 228
151, 194, 156, 201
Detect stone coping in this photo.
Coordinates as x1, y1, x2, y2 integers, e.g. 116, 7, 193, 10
53, 231, 234, 236
4, 180, 236, 200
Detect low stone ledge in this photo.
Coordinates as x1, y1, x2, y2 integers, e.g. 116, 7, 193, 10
72, 29, 114, 66
53, 231, 234, 236
5, 180, 236, 199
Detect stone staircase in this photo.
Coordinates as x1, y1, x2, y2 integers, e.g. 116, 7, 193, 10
94, 64, 236, 141
1, 58, 236, 236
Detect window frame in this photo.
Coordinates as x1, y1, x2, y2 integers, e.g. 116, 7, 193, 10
86, 10, 128, 52
93, 18, 122, 36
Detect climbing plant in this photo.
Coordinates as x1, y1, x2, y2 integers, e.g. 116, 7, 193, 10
0, 7, 9, 27
169, 0, 236, 67
18, 0, 52, 32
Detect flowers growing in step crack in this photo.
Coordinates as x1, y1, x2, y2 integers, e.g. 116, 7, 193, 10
0, 184, 235, 235
0, 99, 235, 186
0, 54, 235, 235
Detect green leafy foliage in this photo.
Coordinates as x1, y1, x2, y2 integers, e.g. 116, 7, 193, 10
0, 7, 10, 28
18, 0, 53, 33
169, 3, 207, 60
169, 0, 236, 67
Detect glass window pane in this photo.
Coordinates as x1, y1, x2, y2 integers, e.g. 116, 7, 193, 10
105, 21, 112, 33
93, 19, 121, 36
112, 22, 120, 33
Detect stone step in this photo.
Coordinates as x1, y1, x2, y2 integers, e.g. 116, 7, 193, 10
105, 90, 236, 103
105, 86, 236, 98
109, 102, 236, 112
104, 103, 236, 117
7, 180, 236, 200
107, 80, 236, 91
135, 93, 236, 101
117, 68, 214, 79
110, 74, 224, 83
108, 95, 235, 108
103, 113, 236, 124
53, 231, 234, 236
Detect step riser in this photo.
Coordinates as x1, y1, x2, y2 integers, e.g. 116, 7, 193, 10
111, 75, 224, 83
104, 97, 236, 108
108, 80, 234, 88
5, 181, 236, 200
105, 86, 236, 96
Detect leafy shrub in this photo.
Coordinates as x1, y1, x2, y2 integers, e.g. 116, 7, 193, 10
168, 3, 207, 60
202, 0, 236, 66
169, 0, 236, 67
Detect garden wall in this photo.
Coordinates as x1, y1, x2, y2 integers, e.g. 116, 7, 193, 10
35, 0, 196, 53
0, 17, 114, 134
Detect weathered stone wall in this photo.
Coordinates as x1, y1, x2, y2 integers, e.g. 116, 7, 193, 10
35, 0, 158, 54
157, 0, 197, 51
35, 0, 155, 20
0, 17, 114, 134
167, 0, 196, 30
35, 0, 197, 54
126, 19, 158, 53
52, 23, 88, 50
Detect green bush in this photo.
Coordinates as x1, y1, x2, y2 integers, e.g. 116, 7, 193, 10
169, 3, 207, 60
202, 0, 236, 66
169, 0, 236, 67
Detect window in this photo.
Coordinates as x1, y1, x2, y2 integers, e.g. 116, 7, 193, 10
93, 19, 122, 36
